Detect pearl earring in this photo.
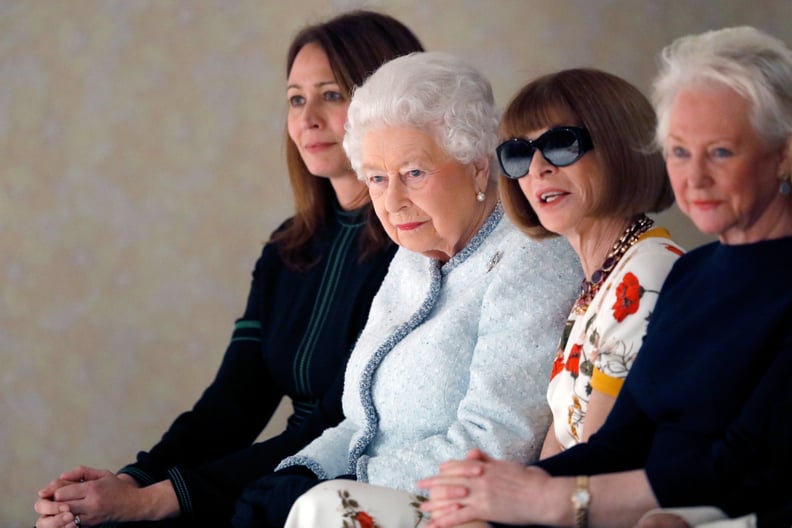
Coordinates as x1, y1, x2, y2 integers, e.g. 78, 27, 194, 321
476, 191, 486, 202
781, 180, 792, 196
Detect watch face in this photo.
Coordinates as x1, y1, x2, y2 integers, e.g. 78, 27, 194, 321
573, 488, 591, 507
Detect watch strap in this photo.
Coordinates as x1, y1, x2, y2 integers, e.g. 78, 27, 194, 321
572, 475, 591, 528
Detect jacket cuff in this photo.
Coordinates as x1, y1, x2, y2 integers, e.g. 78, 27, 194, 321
117, 465, 157, 487
275, 455, 327, 480
166, 466, 194, 515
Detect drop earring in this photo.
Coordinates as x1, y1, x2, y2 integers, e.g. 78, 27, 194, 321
476, 191, 486, 203
781, 179, 792, 196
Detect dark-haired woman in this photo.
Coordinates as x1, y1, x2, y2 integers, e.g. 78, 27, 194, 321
34, 10, 424, 527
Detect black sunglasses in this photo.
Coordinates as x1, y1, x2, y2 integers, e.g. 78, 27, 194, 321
496, 126, 594, 179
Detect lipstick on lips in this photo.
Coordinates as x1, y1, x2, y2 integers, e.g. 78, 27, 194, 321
304, 141, 335, 153
535, 188, 569, 205
691, 199, 721, 210
396, 221, 425, 231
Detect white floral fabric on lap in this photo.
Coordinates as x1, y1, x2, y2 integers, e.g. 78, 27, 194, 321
285, 480, 429, 528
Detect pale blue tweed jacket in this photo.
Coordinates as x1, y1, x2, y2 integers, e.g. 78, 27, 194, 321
277, 205, 581, 493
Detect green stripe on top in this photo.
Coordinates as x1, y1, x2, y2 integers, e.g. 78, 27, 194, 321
235, 320, 262, 329
292, 222, 360, 396
293, 398, 318, 412
289, 397, 320, 429
336, 206, 368, 228
231, 319, 263, 343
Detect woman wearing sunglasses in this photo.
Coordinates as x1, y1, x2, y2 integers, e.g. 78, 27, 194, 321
495, 69, 683, 459
421, 27, 792, 528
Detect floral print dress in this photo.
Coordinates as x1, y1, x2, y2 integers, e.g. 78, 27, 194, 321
284, 480, 429, 528
546, 229, 684, 448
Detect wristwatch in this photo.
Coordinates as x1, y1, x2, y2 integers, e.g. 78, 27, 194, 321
571, 475, 591, 528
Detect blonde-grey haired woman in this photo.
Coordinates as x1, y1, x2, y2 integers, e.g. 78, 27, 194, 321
230, 51, 581, 528
421, 26, 792, 528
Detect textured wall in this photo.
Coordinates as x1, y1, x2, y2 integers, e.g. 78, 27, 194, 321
2, 1, 790, 524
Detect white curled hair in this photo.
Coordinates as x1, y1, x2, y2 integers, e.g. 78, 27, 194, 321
652, 26, 792, 154
343, 51, 500, 179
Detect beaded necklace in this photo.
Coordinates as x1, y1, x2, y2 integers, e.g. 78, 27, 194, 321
573, 214, 654, 314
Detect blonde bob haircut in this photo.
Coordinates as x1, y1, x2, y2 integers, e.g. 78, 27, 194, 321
499, 68, 674, 240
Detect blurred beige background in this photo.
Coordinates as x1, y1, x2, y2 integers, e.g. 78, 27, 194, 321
2, 1, 790, 525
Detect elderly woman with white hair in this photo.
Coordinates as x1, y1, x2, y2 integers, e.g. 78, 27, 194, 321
229, 51, 581, 528
420, 26, 792, 528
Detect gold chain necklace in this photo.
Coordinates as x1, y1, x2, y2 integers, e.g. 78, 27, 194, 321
573, 214, 654, 315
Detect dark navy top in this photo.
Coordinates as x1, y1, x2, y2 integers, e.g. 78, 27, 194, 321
119, 204, 396, 521
537, 236, 792, 525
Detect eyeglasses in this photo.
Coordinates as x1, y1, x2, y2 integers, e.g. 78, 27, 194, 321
496, 126, 594, 179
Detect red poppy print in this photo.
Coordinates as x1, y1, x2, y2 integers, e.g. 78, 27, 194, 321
565, 344, 582, 377
550, 349, 565, 381
612, 272, 643, 322
356, 511, 374, 528
664, 244, 684, 256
